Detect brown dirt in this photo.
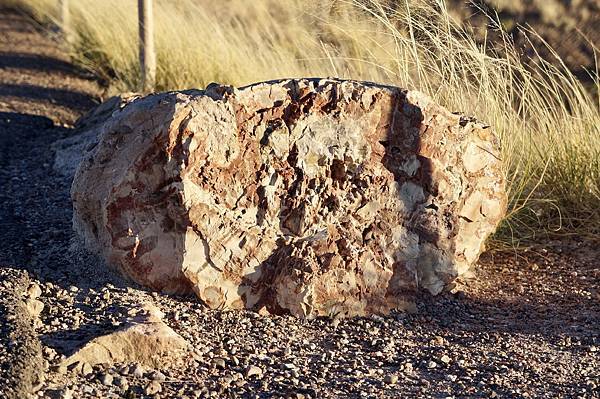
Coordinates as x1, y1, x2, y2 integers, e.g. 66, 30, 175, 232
0, 8, 101, 125
0, 7, 598, 399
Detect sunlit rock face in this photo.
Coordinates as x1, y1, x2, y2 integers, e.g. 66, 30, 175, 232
71, 78, 507, 318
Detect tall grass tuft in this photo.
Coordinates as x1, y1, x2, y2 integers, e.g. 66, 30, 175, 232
4, 0, 600, 245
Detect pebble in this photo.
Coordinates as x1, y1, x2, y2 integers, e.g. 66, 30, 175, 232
145, 380, 162, 395
81, 385, 94, 395
427, 361, 437, 369
384, 374, 399, 384
27, 283, 42, 299
212, 357, 226, 369
130, 363, 145, 378
151, 370, 167, 381
25, 298, 44, 317
245, 365, 263, 378
440, 354, 452, 364
100, 373, 114, 386
114, 376, 129, 387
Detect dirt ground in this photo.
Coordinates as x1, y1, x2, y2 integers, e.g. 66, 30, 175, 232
0, 7, 598, 399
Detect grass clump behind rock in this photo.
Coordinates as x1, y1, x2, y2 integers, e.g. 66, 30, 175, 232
4, 0, 599, 245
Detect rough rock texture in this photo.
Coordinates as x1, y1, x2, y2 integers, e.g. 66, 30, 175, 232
62, 304, 188, 369
53, 94, 140, 177
71, 78, 506, 318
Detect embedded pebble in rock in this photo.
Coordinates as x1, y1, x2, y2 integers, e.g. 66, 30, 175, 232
71, 78, 506, 318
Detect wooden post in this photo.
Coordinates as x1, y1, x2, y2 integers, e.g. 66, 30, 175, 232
138, 0, 156, 92
59, 0, 71, 44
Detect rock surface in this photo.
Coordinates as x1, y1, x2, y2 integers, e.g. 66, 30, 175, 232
71, 78, 506, 318
62, 304, 188, 369
53, 94, 140, 178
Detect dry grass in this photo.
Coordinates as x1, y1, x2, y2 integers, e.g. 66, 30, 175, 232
4, 0, 600, 245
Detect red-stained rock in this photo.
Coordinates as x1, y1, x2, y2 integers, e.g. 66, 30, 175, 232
71, 79, 507, 318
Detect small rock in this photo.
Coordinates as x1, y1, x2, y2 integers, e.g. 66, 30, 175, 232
81, 385, 94, 395
440, 354, 451, 364
384, 375, 398, 384
403, 362, 413, 373
331, 317, 341, 329
27, 283, 42, 299
114, 376, 129, 387
212, 357, 226, 370
25, 298, 44, 317
427, 361, 437, 369
245, 365, 263, 378
46, 388, 72, 399
151, 370, 166, 381
145, 381, 162, 395
130, 363, 145, 378
100, 373, 113, 386
61, 304, 188, 370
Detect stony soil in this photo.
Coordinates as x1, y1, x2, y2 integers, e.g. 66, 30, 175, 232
0, 7, 598, 399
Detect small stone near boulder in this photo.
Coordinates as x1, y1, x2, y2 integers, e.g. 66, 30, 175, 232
71, 78, 506, 318
62, 304, 188, 369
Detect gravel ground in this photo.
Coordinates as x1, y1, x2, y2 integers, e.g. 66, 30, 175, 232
0, 7, 598, 399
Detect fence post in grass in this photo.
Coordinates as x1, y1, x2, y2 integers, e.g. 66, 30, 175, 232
59, 0, 71, 45
138, 0, 156, 92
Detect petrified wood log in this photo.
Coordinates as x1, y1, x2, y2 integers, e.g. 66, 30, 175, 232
71, 78, 507, 318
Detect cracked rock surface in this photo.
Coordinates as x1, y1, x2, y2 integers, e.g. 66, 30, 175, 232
71, 79, 506, 318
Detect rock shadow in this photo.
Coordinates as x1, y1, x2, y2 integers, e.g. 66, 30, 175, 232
0, 52, 90, 76
0, 83, 97, 112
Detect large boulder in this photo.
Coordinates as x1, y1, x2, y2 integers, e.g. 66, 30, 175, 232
71, 78, 507, 318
